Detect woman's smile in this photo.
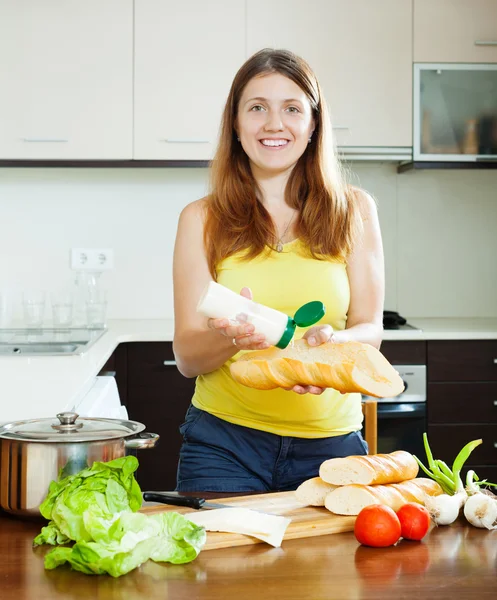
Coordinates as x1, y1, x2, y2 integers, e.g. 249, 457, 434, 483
259, 138, 291, 149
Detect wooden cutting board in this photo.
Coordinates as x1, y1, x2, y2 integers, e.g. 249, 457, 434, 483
140, 491, 356, 550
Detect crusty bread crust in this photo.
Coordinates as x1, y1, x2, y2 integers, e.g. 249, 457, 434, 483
324, 478, 443, 515
230, 339, 405, 397
319, 450, 419, 486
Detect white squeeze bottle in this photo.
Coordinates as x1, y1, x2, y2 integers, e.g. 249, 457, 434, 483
196, 281, 325, 349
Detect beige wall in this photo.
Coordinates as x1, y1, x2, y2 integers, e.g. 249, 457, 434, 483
0, 163, 496, 322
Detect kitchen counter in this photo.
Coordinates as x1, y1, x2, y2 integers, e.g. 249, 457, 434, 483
1, 507, 496, 600
1, 317, 496, 424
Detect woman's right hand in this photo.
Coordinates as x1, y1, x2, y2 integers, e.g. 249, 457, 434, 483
207, 287, 271, 351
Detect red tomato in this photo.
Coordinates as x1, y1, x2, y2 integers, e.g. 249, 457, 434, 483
396, 502, 431, 541
354, 504, 401, 547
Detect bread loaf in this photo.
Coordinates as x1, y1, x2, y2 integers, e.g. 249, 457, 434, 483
295, 477, 338, 506
230, 339, 404, 398
324, 478, 443, 515
319, 450, 418, 486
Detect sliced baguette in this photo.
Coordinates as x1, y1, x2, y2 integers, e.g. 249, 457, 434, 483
295, 477, 338, 506
319, 450, 419, 486
324, 477, 443, 516
230, 339, 404, 398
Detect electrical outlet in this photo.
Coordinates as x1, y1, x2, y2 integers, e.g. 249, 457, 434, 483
70, 248, 114, 271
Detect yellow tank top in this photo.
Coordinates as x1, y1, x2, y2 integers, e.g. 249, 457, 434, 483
192, 239, 363, 438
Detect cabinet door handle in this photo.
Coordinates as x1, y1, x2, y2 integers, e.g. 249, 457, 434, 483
474, 40, 497, 46
22, 138, 69, 143
332, 126, 349, 130
159, 139, 210, 144
494, 442, 497, 449
163, 360, 177, 366
99, 370, 116, 377
494, 400, 497, 406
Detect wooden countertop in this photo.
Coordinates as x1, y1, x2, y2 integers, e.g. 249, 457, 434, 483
1, 507, 496, 600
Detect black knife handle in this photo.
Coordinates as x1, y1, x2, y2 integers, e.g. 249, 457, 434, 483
142, 492, 205, 509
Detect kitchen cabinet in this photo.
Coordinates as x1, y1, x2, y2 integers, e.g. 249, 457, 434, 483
133, 0, 246, 160
380, 341, 427, 365
108, 342, 195, 491
414, 0, 497, 63
413, 63, 497, 162
98, 343, 129, 407
0, 0, 133, 160
427, 340, 497, 483
246, 0, 412, 149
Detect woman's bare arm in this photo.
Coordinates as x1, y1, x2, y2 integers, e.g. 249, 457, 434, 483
337, 189, 385, 348
172, 200, 268, 378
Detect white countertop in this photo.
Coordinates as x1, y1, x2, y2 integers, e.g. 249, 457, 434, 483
0, 317, 496, 425
0, 320, 174, 425
382, 318, 497, 341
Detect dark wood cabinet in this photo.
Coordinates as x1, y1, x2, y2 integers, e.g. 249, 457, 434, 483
98, 343, 128, 405
99, 342, 195, 491
428, 340, 497, 382
126, 342, 195, 491
380, 340, 427, 365
426, 340, 497, 483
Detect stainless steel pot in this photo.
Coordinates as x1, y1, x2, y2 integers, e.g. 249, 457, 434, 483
0, 412, 159, 517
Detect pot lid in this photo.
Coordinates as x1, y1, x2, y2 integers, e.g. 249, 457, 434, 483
0, 412, 145, 443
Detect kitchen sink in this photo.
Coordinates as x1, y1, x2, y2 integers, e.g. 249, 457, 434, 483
0, 328, 107, 356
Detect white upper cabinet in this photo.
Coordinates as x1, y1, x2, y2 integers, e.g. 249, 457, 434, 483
247, 0, 412, 148
134, 0, 246, 160
0, 1, 133, 160
414, 0, 497, 63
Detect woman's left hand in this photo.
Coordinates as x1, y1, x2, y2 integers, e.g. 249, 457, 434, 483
288, 325, 336, 395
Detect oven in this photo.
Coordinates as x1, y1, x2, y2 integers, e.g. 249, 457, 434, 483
363, 365, 427, 459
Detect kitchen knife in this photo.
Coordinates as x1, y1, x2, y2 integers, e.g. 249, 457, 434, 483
142, 491, 233, 510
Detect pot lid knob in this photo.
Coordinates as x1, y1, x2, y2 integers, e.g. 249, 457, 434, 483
57, 412, 79, 425
52, 412, 83, 432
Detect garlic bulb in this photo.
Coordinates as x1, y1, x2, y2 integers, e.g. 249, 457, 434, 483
463, 493, 497, 530
424, 492, 467, 526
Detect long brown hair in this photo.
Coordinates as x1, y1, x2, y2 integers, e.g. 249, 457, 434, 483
204, 48, 359, 279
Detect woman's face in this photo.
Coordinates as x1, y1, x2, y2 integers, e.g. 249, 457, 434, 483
236, 73, 315, 176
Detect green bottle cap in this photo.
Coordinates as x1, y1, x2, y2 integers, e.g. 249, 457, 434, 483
275, 301, 326, 349
275, 317, 297, 349
293, 301, 326, 327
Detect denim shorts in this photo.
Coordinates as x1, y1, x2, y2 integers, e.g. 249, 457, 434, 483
176, 405, 368, 493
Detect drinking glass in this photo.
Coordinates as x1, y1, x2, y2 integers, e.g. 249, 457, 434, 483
51, 291, 74, 329
0, 291, 13, 328
86, 289, 108, 329
23, 291, 46, 329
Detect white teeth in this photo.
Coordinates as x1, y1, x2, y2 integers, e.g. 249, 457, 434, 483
261, 139, 288, 147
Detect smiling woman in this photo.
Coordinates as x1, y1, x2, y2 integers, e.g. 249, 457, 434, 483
171, 48, 385, 494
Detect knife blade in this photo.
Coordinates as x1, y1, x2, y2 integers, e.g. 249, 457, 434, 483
142, 491, 233, 510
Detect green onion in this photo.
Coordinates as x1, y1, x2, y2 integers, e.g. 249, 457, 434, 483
414, 433, 483, 496
452, 439, 483, 492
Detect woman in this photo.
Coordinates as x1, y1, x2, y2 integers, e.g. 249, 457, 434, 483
172, 48, 384, 493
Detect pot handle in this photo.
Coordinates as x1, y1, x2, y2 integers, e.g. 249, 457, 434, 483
125, 432, 160, 450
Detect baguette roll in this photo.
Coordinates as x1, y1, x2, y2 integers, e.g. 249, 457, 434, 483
295, 477, 338, 506
229, 339, 404, 398
319, 450, 419, 486
324, 477, 443, 516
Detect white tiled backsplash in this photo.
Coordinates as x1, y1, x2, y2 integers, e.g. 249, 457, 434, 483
1, 164, 496, 321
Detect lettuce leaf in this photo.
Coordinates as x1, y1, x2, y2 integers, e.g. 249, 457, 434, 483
34, 456, 206, 576
34, 456, 142, 546
44, 512, 206, 577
